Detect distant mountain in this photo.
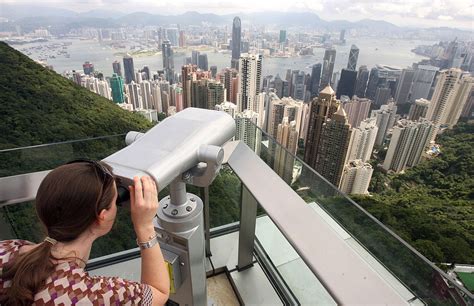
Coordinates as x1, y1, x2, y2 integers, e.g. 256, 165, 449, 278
0, 4, 77, 20
0, 42, 152, 149
0, 6, 470, 39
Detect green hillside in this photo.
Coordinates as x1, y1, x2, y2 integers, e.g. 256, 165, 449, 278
0, 41, 152, 149
353, 121, 474, 264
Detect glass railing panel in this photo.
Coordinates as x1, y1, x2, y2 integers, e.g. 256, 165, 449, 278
0, 134, 127, 177
236, 118, 473, 304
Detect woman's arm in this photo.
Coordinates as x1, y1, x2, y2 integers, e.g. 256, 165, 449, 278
130, 176, 170, 305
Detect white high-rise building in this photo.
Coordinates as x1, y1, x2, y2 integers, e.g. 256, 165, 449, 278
237, 54, 262, 113
342, 96, 372, 128
426, 69, 471, 140
267, 96, 303, 139
371, 102, 398, 146
346, 118, 378, 163
340, 160, 373, 195
215, 101, 238, 118
140, 80, 153, 109
151, 82, 163, 113
235, 110, 261, 153
274, 118, 299, 184
97, 80, 111, 100
126, 82, 142, 110
444, 75, 474, 128
383, 119, 434, 172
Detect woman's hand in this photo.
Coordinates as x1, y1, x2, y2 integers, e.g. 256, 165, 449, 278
129, 176, 159, 238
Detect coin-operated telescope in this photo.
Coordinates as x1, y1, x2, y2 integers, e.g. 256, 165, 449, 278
104, 108, 236, 305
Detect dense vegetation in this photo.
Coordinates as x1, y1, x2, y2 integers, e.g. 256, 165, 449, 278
353, 121, 474, 265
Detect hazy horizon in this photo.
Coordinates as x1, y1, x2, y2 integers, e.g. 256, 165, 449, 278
1, 0, 473, 31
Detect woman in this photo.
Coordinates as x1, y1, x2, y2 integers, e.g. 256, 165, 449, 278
0, 160, 170, 305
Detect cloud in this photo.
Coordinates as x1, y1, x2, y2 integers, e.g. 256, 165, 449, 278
437, 15, 453, 21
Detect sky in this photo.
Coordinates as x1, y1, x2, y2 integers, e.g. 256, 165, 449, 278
2, 0, 474, 30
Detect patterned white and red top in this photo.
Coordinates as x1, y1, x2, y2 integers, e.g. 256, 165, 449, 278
0, 240, 153, 305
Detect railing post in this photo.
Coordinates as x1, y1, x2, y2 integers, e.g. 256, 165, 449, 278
201, 186, 211, 257
237, 185, 257, 270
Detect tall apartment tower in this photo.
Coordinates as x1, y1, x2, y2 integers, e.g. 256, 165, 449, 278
181, 64, 197, 109
347, 45, 359, 71
410, 65, 439, 103
345, 117, 378, 163
207, 81, 225, 110
274, 118, 299, 183
426, 68, 463, 141
408, 98, 430, 121
342, 96, 371, 128
314, 107, 352, 187
394, 68, 415, 104
371, 102, 398, 146
304, 85, 339, 170
340, 160, 373, 195
337, 69, 358, 99
235, 110, 261, 153
162, 40, 174, 83
112, 61, 122, 77
309, 63, 322, 98
383, 119, 434, 172
443, 75, 474, 128
231, 17, 242, 70
355, 65, 369, 98
321, 48, 336, 88
123, 54, 135, 84
110, 73, 125, 103
237, 54, 262, 113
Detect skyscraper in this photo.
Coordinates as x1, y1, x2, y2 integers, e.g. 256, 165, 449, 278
192, 50, 200, 66
279, 30, 287, 44
231, 17, 242, 70
394, 68, 415, 105
179, 30, 185, 47
274, 118, 299, 184
235, 110, 260, 153
309, 63, 322, 98
112, 61, 122, 77
123, 54, 135, 84
162, 40, 174, 83
340, 160, 373, 195
237, 54, 262, 113
110, 73, 125, 103
365, 67, 379, 100
198, 54, 208, 71
442, 75, 473, 128
347, 45, 359, 71
215, 101, 238, 118
408, 98, 430, 121
220, 68, 238, 103
354, 66, 369, 98
181, 64, 197, 109
313, 106, 352, 187
126, 81, 141, 109
342, 96, 372, 128
374, 88, 392, 106
410, 65, 439, 103
207, 81, 225, 110
291, 71, 306, 100
336, 69, 357, 99
304, 85, 339, 169
383, 119, 434, 172
83, 61, 94, 75
321, 48, 336, 88
345, 117, 378, 163
371, 102, 398, 146
426, 69, 472, 140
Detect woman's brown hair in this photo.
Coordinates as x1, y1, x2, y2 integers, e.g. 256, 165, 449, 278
0, 161, 116, 305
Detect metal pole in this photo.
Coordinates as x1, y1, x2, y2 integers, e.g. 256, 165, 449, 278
237, 185, 257, 270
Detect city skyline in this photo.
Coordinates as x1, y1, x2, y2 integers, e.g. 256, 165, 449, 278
1, 0, 473, 30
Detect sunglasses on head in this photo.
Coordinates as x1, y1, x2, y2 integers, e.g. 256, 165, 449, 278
66, 159, 130, 206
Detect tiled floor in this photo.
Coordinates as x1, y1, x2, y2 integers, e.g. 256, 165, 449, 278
207, 273, 240, 306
